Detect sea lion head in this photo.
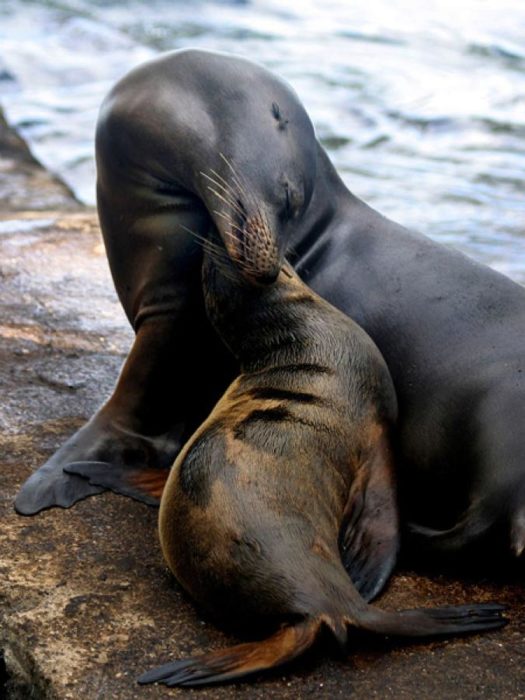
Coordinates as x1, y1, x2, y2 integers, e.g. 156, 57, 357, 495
199, 76, 318, 285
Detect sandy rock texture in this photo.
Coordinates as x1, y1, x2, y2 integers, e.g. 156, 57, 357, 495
0, 108, 524, 699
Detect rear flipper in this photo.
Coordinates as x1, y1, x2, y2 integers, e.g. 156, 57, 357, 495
408, 476, 525, 559
406, 496, 508, 555
359, 602, 507, 638
15, 412, 180, 515
138, 619, 320, 687
138, 603, 506, 688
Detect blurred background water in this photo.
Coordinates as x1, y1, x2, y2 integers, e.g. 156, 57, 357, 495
0, 0, 523, 282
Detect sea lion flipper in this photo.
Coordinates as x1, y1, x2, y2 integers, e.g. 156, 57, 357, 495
138, 619, 320, 687
339, 442, 399, 601
64, 462, 167, 506
406, 498, 495, 553
15, 409, 181, 515
15, 463, 104, 515
359, 602, 508, 637
137, 600, 507, 688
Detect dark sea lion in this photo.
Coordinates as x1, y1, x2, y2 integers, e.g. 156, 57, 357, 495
132, 234, 505, 687
15, 50, 525, 563
15, 48, 315, 514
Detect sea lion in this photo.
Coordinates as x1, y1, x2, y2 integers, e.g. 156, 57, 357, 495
132, 233, 505, 687
15, 48, 315, 515
15, 49, 525, 562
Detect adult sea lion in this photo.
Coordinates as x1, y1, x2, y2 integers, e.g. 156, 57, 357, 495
130, 232, 504, 687
15, 48, 314, 514
15, 49, 525, 562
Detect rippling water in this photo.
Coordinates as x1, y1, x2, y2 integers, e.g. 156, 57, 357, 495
0, 0, 524, 282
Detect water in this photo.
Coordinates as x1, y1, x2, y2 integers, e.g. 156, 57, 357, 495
0, 0, 524, 282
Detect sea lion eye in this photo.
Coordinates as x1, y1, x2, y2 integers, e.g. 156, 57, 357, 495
284, 183, 292, 216
282, 182, 303, 220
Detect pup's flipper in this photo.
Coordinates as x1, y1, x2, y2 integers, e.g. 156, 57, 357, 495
138, 619, 320, 687
64, 462, 169, 506
339, 439, 399, 602
138, 599, 506, 688
360, 602, 507, 637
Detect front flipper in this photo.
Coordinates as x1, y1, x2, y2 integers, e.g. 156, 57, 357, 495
15, 412, 181, 515
64, 461, 168, 506
15, 462, 104, 515
339, 436, 399, 602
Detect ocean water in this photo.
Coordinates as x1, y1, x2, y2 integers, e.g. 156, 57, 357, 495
0, 0, 524, 282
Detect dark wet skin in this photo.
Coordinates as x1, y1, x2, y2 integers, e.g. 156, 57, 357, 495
15, 49, 525, 562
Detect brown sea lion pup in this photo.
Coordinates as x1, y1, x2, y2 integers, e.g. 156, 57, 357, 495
132, 234, 506, 687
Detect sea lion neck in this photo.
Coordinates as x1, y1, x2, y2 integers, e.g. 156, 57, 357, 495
202, 256, 330, 373
287, 144, 356, 264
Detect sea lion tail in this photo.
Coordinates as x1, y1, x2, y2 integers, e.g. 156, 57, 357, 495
137, 618, 321, 687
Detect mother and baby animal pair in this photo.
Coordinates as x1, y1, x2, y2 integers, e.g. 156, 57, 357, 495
14, 50, 524, 685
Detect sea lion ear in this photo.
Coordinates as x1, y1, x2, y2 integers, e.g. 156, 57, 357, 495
63, 462, 169, 506
338, 443, 399, 602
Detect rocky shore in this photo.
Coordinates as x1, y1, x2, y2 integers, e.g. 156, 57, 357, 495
0, 108, 523, 699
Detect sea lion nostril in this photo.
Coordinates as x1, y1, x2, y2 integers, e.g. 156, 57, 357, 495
255, 270, 280, 285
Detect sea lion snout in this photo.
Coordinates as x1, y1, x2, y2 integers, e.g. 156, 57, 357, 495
213, 202, 282, 284
200, 162, 282, 285
238, 210, 281, 284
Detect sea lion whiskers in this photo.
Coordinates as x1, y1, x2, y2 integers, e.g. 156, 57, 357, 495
201, 177, 247, 219
202, 168, 245, 210
206, 169, 266, 244
206, 187, 246, 224
223, 209, 280, 284
211, 210, 273, 281
207, 166, 269, 244
212, 209, 248, 239
177, 224, 229, 261
206, 156, 281, 284
212, 209, 261, 262
203, 176, 273, 278
177, 224, 242, 284
219, 154, 272, 234
218, 152, 261, 216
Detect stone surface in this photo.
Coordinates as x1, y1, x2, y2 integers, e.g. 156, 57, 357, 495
0, 108, 79, 212
0, 109, 524, 699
